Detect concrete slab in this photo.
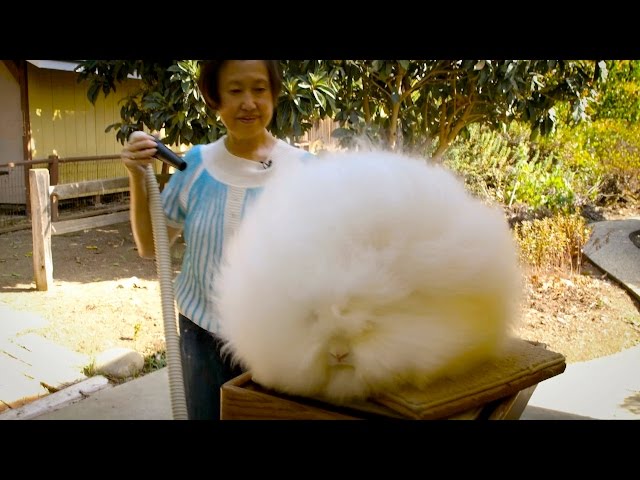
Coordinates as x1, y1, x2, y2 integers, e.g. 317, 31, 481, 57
10, 333, 89, 368
0, 302, 49, 337
34, 368, 172, 420
2, 333, 89, 389
0, 304, 92, 413
520, 406, 596, 420
583, 218, 640, 301
0, 375, 111, 420
0, 353, 50, 409
524, 344, 640, 420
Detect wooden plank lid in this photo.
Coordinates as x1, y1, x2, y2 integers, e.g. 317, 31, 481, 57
221, 338, 566, 420
370, 338, 566, 419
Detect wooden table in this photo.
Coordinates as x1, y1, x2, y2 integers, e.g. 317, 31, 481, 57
221, 338, 566, 420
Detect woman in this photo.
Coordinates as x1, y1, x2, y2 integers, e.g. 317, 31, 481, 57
121, 60, 312, 419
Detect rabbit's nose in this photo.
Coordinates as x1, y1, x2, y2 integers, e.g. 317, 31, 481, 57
329, 345, 350, 363
332, 351, 349, 361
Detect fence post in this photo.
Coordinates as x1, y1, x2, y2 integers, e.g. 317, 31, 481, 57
48, 154, 59, 221
29, 168, 53, 291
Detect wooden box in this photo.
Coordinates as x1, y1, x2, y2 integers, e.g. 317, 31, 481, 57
220, 338, 566, 420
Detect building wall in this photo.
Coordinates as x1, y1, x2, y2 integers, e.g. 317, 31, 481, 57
0, 62, 26, 204
27, 63, 139, 159
0, 63, 141, 204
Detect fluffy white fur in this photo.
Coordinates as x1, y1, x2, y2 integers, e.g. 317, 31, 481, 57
213, 149, 522, 405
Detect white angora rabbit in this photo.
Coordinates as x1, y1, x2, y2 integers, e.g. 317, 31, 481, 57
213, 149, 522, 405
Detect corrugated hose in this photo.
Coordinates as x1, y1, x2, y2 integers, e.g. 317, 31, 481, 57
144, 164, 188, 420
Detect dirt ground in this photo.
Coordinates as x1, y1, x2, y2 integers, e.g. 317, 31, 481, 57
1, 211, 639, 368
0, 222, 177, 363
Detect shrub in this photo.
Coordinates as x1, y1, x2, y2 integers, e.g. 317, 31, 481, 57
513, 213, 591, 273
444, 124, 517, 206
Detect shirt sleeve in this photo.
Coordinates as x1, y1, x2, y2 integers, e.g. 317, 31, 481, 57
161, 146, 199, 228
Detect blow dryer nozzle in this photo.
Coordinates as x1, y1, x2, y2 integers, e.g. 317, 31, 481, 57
154, 140, 187, 171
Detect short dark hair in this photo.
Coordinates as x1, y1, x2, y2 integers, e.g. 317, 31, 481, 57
197, 60, 282, 111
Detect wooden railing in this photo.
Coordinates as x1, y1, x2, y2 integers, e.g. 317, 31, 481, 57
0, 152, 176, 218
28, 169, 170, 291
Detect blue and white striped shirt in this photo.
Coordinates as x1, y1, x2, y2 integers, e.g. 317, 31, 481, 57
161, 136, 313, 334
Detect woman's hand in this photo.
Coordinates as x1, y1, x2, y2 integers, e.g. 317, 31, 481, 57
122, 131, 159, 173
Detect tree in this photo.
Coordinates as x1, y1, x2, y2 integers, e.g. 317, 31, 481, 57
328, 60, 606, 160
592, 60, 640, 123
77, 60, 210, 146
76, 60, 605, 160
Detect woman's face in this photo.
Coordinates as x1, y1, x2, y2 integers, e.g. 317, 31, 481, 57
216, 60, 275, 140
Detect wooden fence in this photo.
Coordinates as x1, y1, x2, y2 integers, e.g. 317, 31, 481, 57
0, 153, 171, 233
28, 169, 169, 291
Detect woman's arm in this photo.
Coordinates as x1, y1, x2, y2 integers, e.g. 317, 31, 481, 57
122, 132, 182, 259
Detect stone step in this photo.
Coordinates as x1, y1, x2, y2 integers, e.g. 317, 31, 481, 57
1, 333, 89, 392
0, 303, 49, 337
0, 375, 111, 420
0, 353, 50, 410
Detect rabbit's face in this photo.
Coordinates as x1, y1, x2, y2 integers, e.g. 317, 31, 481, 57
246, 289, 509, 404
298, 301, 382, 402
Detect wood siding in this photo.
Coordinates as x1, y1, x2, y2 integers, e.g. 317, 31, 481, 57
0, 61, 25, 203
27, 63, 139, 159
27, 64, 140, 186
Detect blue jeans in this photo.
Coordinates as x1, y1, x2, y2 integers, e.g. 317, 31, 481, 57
179, 314, 244, 420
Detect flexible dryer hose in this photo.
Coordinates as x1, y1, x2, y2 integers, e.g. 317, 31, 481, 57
144, 164, 188, 420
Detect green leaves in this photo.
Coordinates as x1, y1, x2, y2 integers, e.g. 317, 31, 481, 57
77, 60, 216, 146
593, 60, 640, 123
77, 59, 605, 156
274, 61, 341, 140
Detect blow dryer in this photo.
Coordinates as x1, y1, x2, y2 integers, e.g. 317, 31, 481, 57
154, 139, 187, 171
